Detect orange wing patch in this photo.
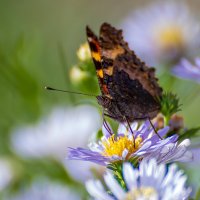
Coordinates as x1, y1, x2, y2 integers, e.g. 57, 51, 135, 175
91, 51, 101, 62
86, 26, 110, 96
102, 46, 125, 60
97, 69, 104, 78
104, 66, 114, 76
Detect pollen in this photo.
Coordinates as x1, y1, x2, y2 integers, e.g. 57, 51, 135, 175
102, 135, 142, 159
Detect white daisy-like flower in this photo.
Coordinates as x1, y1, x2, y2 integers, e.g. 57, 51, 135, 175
11, 105, 100, 158
121, 1, 200, 66
11, 105, 101, 182
6, 180, 81, 200
86, 159, 191, 200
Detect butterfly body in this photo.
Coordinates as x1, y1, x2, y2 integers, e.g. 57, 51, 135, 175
87, 23, 162, 123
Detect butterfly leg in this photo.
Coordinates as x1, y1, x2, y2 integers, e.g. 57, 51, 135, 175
102, 111, 113, 136
148, 118, 163, 140
103, 112, 121, 121
123, 116, 136, 148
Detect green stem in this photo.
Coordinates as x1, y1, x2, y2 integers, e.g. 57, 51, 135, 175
164, 115, 170, 126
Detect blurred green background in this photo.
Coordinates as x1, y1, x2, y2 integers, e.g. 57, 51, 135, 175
0, 0, 200, 199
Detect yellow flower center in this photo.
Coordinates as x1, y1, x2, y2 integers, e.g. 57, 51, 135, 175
102, 135, 142, 159
156, 26, 184, 50
125, 187, 158, 200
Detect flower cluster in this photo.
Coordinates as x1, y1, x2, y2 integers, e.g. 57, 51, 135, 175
86, 159, 191, 200
66, 12, 200, 195
68, 118, 193, 199
68, 121, 192, 166
67, 36, 197, 198
65, 14, 200, 198
1, 1, 200, 199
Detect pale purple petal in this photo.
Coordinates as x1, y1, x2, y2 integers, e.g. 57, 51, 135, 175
102, 123, 113, 138
172, 57, 200, 83
68, 148, 108, 165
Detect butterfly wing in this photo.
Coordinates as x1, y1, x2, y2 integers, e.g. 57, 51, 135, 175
99, 23, 162, 120
86, 26, 110, 96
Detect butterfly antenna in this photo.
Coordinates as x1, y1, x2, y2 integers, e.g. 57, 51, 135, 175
45, 86, 96, 97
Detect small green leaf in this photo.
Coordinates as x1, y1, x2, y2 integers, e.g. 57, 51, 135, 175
107, 162, 126, 190
128, 157, 139, 168
160, 92, 182, 125
179, 127, 200, 141
96, 129, 103, 141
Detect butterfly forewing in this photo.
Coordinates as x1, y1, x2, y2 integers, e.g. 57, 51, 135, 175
86, 26, 110, 96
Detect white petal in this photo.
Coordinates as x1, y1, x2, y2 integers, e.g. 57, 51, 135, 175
123, 163, 138, 190
86, 180, 113, 200
122, 149, 129, 159
104, 172, 126, 199
131, 122, 138, 131
179, 139, 191, 147
117, 123, 128, 134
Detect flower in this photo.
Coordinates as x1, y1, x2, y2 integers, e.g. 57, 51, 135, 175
11, 105, 101, 182
121, 2, 200, 66
172, 57, 200, 83
86, 159, 192, 200
68, 121, 192, 166
11, 105, 100, 159
6, 179, 81, 200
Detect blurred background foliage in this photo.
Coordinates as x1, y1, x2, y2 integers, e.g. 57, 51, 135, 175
0, 0, 200, 199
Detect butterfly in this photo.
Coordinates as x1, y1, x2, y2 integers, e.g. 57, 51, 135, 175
86, 23, 162, 127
